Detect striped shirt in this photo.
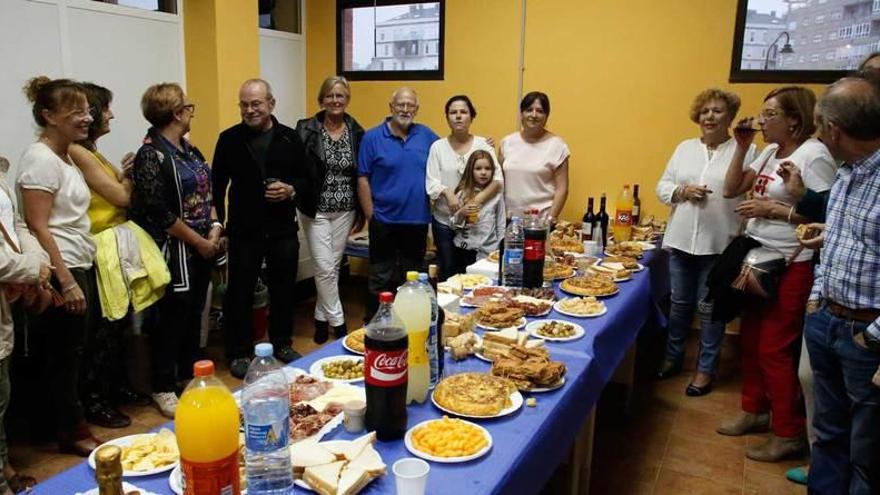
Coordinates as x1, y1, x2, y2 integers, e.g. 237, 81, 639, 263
811, 147, 880, 338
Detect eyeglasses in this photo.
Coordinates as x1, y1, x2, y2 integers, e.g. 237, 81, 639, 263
238, 100, 268, 111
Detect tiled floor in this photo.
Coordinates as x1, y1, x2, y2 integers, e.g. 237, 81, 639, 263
8, 276, 809, 494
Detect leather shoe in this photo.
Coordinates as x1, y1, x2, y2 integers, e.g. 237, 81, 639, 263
716, 412, 770, 436
314, 320, 329, 344
229, 358, 250, 380
112, 386, 153, 407
274, 345, 301, 364
84, 401, 131, 429
685, 381, 713, 397
333, 324, 348, 339
746, 433, 808, 462
656, 359, 682, 379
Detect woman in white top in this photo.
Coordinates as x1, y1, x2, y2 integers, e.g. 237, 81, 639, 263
499, 91, 570, 224
426, 95, 502, 280
655, 88, 757, 396
717, 86, 835, 463
16, 76, 102, 457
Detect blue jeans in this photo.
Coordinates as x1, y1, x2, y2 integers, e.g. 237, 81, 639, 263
806, 305, 880, 495
665, 249, 725, 374
432, 218, 456, 281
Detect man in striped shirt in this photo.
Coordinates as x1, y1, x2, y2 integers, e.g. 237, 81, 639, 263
805, 72, 880, 494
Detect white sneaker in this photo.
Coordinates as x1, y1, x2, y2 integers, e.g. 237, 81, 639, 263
152, 392, 179, 419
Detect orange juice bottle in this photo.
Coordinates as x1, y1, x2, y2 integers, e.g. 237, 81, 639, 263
175, 360, 241, 495
612, 184, 634, 242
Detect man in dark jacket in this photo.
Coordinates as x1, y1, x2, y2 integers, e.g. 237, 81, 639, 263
213, 79, 306, 378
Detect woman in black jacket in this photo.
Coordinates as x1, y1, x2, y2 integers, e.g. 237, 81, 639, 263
295, 76, 364, 343
129, 83, 222, 418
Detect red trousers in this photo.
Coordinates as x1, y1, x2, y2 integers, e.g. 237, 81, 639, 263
740, 261, 812, 438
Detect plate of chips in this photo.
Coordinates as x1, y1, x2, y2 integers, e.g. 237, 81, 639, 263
88, 429, 179, 477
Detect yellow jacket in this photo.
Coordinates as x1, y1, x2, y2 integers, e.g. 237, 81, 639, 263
94, 220, 170, 320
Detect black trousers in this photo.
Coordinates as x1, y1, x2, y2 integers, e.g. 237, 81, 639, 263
28, 267, 98, 432
149, 250, 211, 392
366, 219, 428, 318
224, 235, 299, 360
452, 246, 478, 276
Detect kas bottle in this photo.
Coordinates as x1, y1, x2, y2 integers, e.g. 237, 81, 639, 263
364, 292, 408, 441
613, 184, 634, 242
395, 272, 431, 404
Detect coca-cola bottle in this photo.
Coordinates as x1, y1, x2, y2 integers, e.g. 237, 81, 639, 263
364, 292, 408, 441
523, 208, 547, 288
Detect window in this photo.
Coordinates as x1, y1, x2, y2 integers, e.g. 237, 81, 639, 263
813, 34, 823, 43
874, 0, 880, 13
831, 12, 842, 20
91, 0, 176, 13
259, 0, 302, 34
337, 0, 445, 80
815, 15, 825, 24
830, 31, 838, 40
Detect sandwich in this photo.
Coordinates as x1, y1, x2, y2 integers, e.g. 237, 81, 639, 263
337, 465, 372, 495
291, 439, 336, 479
348, 443, 386, 476
303, 460, 346, 495
481, 327, 520, 360
339, 431, 376, 461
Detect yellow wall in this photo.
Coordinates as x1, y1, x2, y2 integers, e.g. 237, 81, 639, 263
184, 0, 260, 161
305, 0, 826, 222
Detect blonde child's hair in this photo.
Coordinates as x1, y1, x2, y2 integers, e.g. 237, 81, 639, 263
455, 150, 495, 202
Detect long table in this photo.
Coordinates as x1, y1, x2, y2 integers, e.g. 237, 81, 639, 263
36, 247, 667, 495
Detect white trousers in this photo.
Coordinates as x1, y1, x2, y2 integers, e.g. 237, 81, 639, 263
301, 210, 356, 326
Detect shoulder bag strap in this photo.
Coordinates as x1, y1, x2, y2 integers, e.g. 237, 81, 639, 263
736, 152, 775, 236
0, 219, 21, 254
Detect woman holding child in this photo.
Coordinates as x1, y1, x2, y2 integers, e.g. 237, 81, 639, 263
426, 95, 503, 281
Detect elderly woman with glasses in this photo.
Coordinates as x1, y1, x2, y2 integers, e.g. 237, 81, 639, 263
129, 83, 222, 418
716, 86, 836, 463
296, 76, 365, 343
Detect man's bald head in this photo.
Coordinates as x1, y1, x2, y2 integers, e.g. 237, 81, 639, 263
816, 74, 880, 141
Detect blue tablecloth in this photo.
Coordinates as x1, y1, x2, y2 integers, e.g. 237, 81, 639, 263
35, 248, 666, 495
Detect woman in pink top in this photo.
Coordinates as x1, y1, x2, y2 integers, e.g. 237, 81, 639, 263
499, 92, 570, 223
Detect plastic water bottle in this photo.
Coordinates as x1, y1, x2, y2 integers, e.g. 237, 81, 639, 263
417, 273, 440, 389
243, 343, 293, 494
503, 216, 524, 287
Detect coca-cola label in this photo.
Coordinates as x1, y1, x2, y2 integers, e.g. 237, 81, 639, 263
524, 239, 545, 261
365, 348, 408, 387
616, 210, 632, 226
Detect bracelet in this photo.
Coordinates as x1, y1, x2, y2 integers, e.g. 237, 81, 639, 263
787, 206, 795, 224
61, 283, 78, 293
211, 221, 224, 231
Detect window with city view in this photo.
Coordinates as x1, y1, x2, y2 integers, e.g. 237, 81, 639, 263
337, 1, 444, 80
731, 0, 880, 82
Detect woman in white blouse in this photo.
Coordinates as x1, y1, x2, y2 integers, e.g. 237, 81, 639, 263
656, 88, 756, 396
426, 95, 502, 281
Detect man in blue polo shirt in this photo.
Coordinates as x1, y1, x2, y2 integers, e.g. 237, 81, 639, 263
358, 87, 439, 317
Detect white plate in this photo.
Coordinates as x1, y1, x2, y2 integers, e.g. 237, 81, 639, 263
604, 249, 644, 259
636, 241, 657, 250
528, 377, 566, 393
341, 336, 364, 355
447, 274, 492, 290
88, 433, 178, 477
404, 419, 492, 463
476, 317, 527, 331
309, 356, 365, 384
553, 299, 608, 318
431, 386, 523, 419
600, 261, 645, 273
526, 319, 586, 342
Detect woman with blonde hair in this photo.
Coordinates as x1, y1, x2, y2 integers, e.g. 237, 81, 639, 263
655, 88, 756, 395
16, 76, 101, 456
295, 76, 364, 343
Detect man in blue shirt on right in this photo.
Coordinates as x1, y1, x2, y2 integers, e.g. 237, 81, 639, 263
358, 87, 438, 318
805, 70, 880, 494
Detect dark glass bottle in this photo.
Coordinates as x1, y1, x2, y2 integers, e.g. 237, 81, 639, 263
581, 197, 595, 241
632, 184, 642, 226
595, 194, 610, 248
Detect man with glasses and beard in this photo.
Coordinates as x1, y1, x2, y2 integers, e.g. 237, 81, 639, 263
212, 78, 306, 378
357, 87, 438, 318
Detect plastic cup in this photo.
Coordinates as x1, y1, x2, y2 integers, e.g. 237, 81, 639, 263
393, 457, 430, 495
